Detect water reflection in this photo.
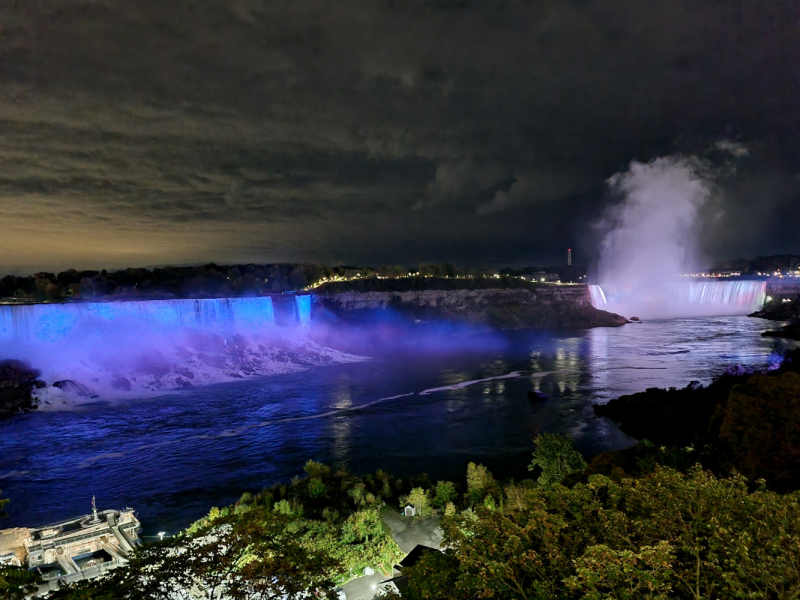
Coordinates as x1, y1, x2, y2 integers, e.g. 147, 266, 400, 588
0, 317, 796, 535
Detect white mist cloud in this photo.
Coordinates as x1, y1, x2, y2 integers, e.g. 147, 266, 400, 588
588, 156, 766, 319
597, 156, 712, 287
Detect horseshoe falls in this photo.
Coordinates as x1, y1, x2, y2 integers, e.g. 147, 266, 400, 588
588, 280, 766, 319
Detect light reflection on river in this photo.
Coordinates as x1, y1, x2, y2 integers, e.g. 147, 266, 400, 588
0, 316, 795, 535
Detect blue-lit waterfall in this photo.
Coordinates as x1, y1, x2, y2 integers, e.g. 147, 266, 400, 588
0, 297, 277, 343
588, 281, 766, 319
0, 295, 362, 398
296, 295, 311, 326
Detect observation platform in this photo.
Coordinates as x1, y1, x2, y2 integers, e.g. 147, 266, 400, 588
0, 503, 140, 594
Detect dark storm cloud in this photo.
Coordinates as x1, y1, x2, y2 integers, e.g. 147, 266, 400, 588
0, 0, 798, 272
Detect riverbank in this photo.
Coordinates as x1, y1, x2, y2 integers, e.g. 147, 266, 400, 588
591, 348, 800, 490
750, 293, 800, 340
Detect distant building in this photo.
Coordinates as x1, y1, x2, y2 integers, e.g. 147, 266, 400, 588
0, 500, 141, 594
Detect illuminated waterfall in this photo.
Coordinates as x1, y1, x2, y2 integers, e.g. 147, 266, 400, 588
296, 295, 312, 326
588, 281, 766, 319
0, 297, 277, 343
588, 285, 608, 308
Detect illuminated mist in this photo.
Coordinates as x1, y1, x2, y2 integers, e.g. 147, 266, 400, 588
590, 156, 765, 319
0, 295, 506, 407
0, 296, 359, 404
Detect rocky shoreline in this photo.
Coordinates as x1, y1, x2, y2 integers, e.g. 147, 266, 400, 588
750, 291, 800, 340
0, 360, 45, 418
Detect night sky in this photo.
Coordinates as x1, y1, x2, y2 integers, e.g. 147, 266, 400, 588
1, 0, 799, 273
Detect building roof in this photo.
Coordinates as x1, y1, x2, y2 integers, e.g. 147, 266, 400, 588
398, 545, 439, 569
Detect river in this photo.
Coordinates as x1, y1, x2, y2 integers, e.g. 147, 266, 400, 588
0, 316, 795, 537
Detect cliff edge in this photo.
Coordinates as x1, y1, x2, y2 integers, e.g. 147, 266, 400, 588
315, 284, 626, 331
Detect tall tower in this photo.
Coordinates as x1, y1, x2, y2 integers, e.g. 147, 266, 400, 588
567, 248, 572, 266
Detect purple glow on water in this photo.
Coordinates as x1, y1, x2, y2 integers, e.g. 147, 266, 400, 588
0, 315, 795, 536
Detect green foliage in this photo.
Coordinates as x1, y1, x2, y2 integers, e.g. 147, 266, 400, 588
307, 477, 327, 498
273, 498, 303, 517
564, 542, 675, 600
528, 433, 587, 486
39, 451, 800, 600
0, 488, 8, 520
321, 507, 340, 522
401, 487, 432, 517
347, 483, 366, 507
380, 479, 393, 499
401, 466, 800, 600
340, 509, 385, 544
585, 440, 701, 483
719, 372, 800, 490
176, 461, 402, 588
0, 565, 40, 600
465, 462, 495, 504
304, 459, 332, 479
432, 481, 457, 508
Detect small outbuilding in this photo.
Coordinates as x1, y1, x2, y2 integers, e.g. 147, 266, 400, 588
403, 505, 416, 517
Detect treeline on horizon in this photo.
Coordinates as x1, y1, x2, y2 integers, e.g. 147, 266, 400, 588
0, 262, 575, 303
713, 253, 800, 273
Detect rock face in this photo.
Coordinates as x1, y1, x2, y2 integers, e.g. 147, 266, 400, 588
750, 298, 800, 321
750, 292, 800, 340
316, 286, 626, 330
53, 380, 98, 398
0, 359, 45, 417
763, 320, 800, 341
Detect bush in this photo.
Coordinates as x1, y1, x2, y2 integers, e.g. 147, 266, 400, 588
718, 372, 800, 490
528, 433, 587, 486
308, 477, 327, 498
432, 481, 457, 508
466, 462, 495, 504
304, 460, 332, 480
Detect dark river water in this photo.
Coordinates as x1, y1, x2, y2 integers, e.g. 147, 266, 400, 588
1, 316, 796, 537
